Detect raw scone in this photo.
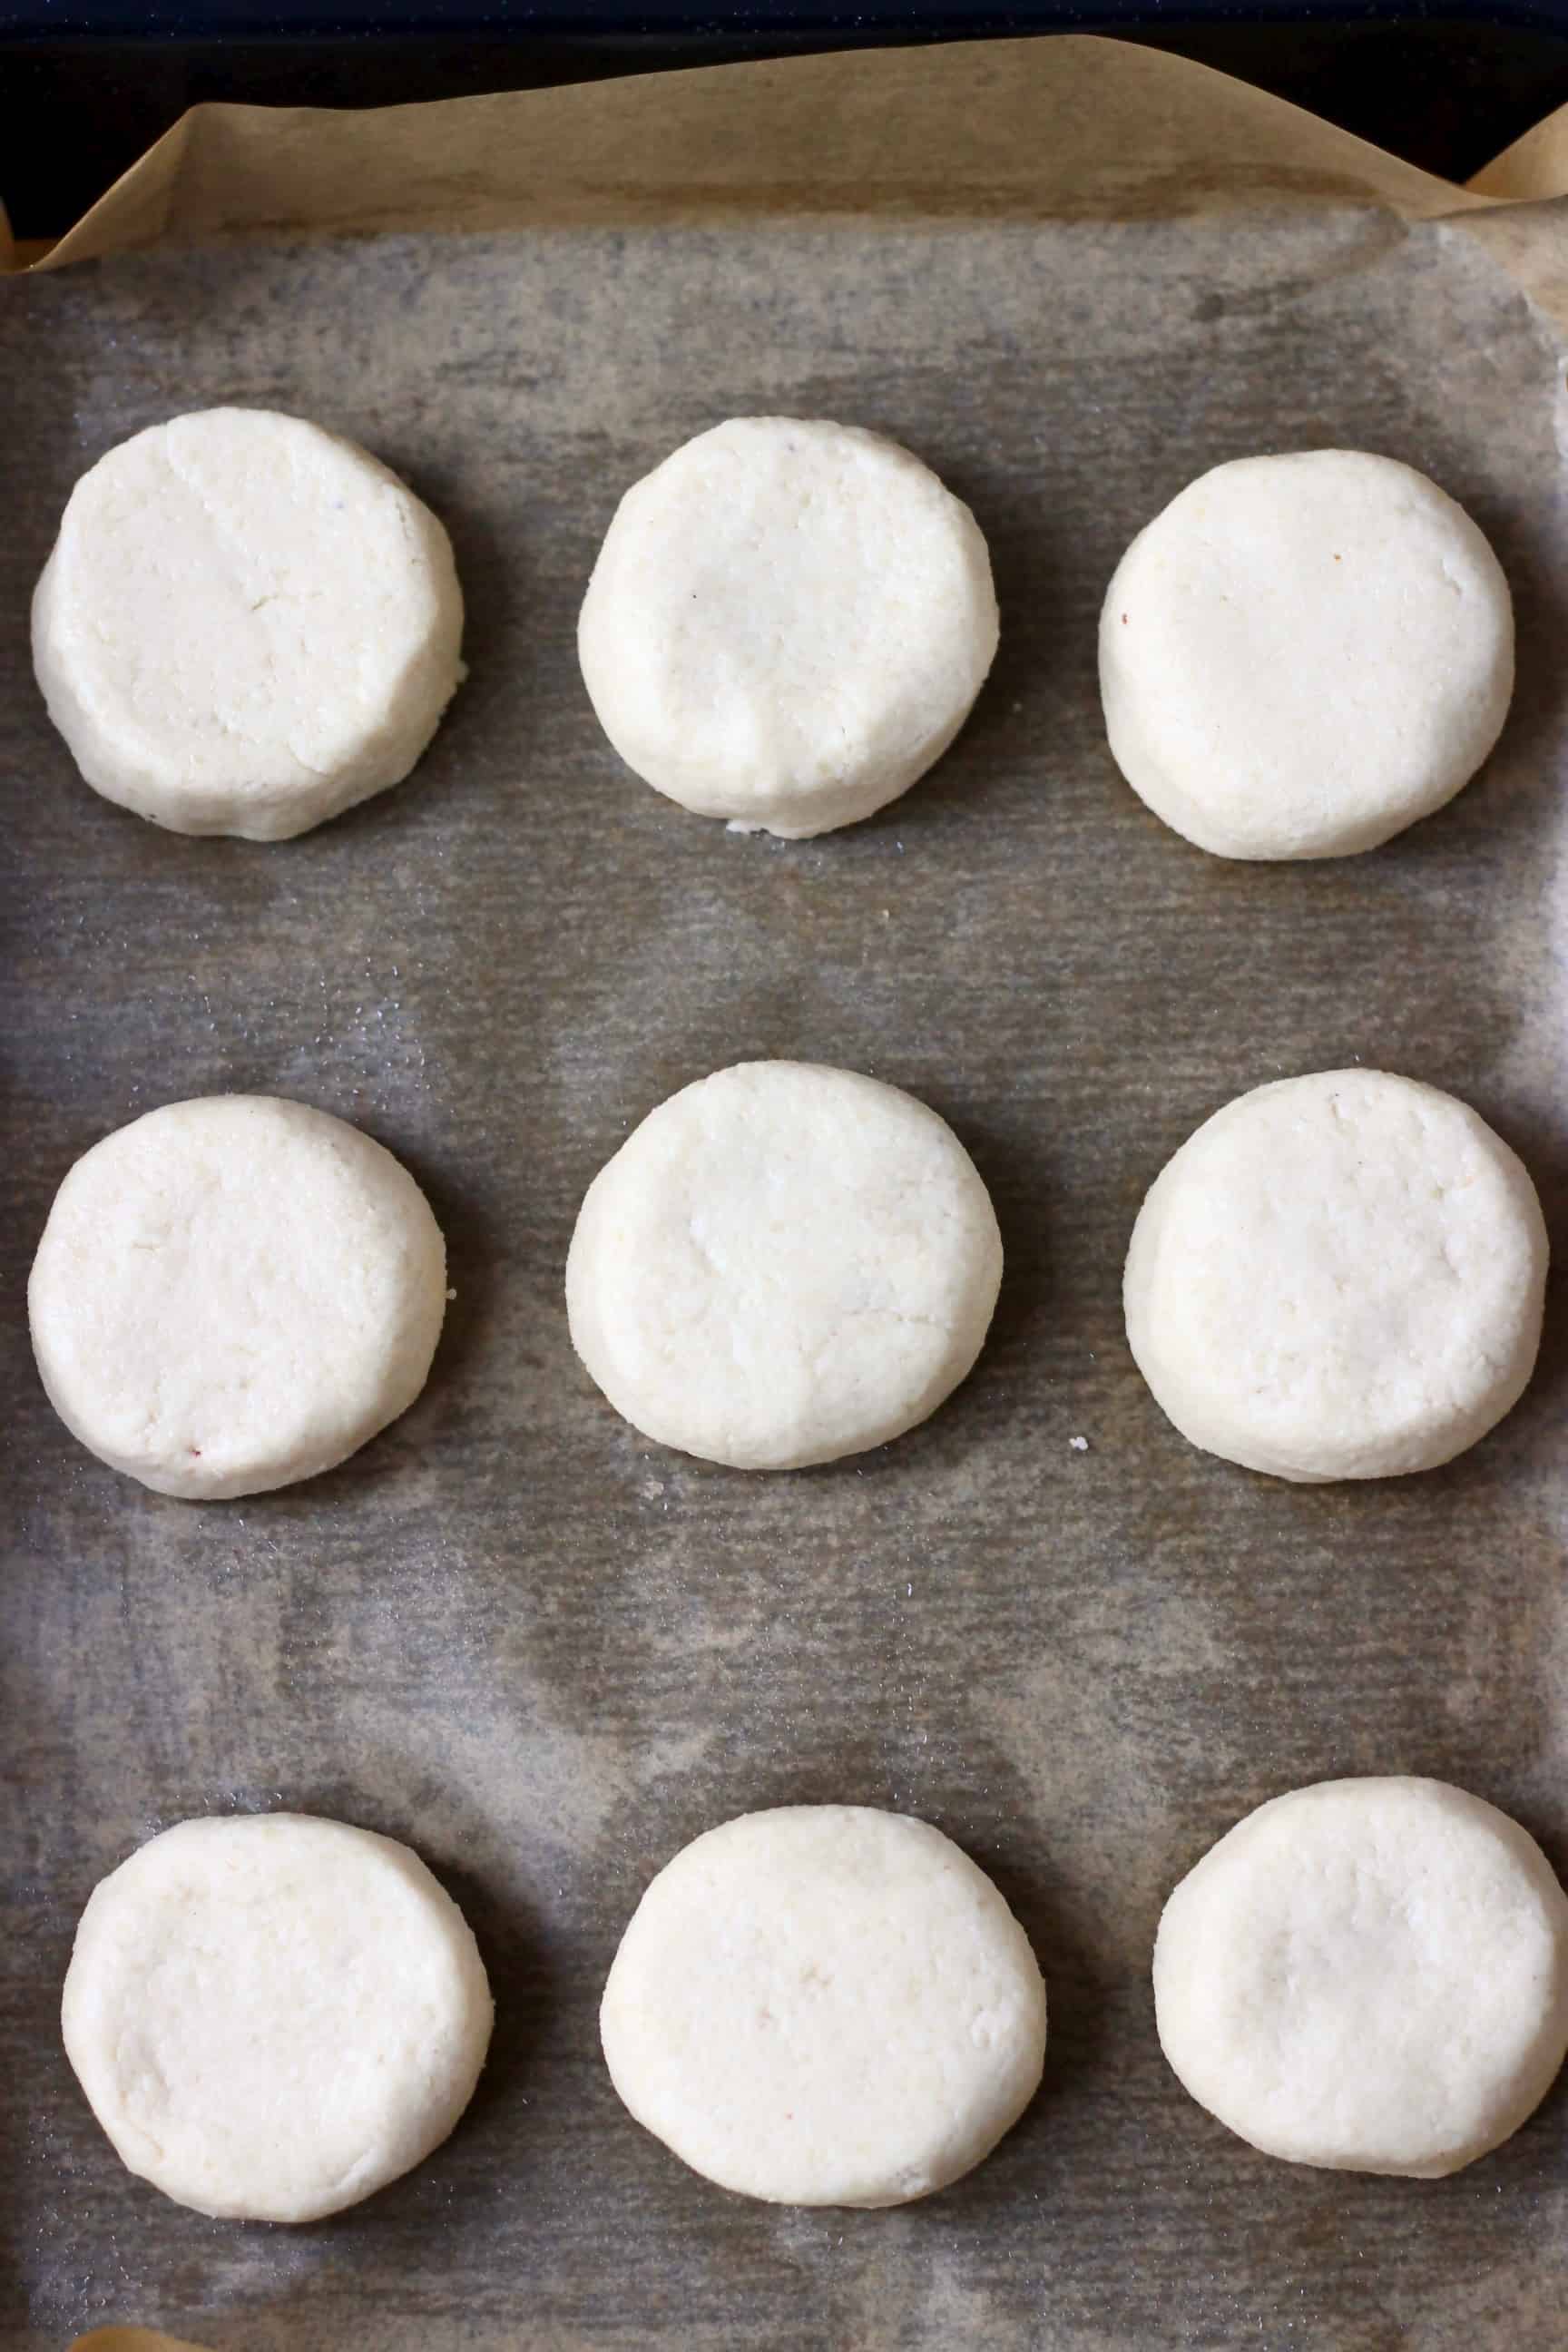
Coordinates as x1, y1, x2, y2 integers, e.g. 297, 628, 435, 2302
577, 416, 998, 838
1123, 1068, 1545, 1480
1153, 1778, 1568, 2176
1099, 450, 1514, 858
565, 1060, 1003, 1468
63, 1814, 494, 2221
33, 407, 465, 840
29, 1094, 447, 1499
601, 1806, 1047, 2205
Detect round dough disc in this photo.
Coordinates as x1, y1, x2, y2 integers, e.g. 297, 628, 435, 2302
601, 1806, 1047, 2206
33, 407, 465, 840
565, 1060, 1003, 1469
1099, 450, 1514, 859
1154, 1778, 1568, 2177
1123, 1068, 1545, 1481
63, 1813, 494, 2221
577, 416, 998, 838
29, 1094, 447, 1499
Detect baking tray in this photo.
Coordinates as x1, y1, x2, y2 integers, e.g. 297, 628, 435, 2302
5, 37, 1568, 2352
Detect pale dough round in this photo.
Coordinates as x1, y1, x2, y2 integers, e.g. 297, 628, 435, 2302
29, 1094, 447, 1499
1099, 450, 1514, 858
63, 1813, 494, 2221
1154, 1777, 1568, 2177
601, 1806, 1047, 2206
565, 1060, 1003, 1469
1123, 1068, 1545, 1481
577, 416, 999, 838
33, 407, 465, 840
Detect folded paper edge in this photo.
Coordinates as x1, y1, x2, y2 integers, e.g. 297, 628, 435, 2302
18, 111, 194, 274
70, 2332, 216, 2352
5, 34, 1541, 280
1469, 101, 1568, 202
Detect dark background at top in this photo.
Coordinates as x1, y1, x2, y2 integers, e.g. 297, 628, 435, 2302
3, 3, 1568, 245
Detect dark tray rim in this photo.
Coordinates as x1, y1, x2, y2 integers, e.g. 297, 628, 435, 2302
5, 2, 1568, 42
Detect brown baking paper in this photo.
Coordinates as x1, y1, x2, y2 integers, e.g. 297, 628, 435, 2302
5, 33, 1568, 2352
0, 34, 1563, 269
69, 2333, 214, 2352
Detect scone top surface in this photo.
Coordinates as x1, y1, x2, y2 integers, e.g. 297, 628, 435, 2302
578, 416, 999, 838
1099, 449, 1514, 858
1154, 1777, 1568, 2176
32, 406, 465, 840
28, 1093, 447, 1498
1123, 1067, 1545, 1480
62, 1813, 494, 2222
601, 1805, 1047, 2206
565, 1059, 1003, 1468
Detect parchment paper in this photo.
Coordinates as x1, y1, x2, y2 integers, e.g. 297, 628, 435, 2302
5, 37, 1568, 2352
